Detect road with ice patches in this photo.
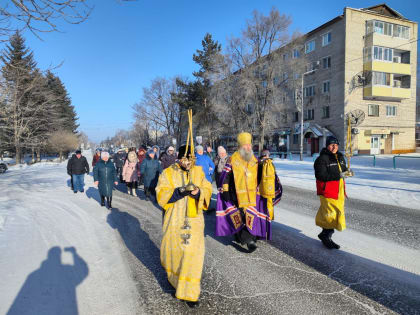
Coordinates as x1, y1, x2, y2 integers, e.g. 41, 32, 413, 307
108, 182, 420, 315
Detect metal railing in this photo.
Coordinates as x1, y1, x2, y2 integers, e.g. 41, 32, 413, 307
393, 154, 420, 169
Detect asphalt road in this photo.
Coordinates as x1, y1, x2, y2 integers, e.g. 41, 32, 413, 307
103, 184, 420, 315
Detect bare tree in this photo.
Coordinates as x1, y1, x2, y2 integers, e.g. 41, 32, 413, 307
222, 7, 294, 153
48, 129, 79, 161
0, 0, 137, 40
132, 77, 181, 145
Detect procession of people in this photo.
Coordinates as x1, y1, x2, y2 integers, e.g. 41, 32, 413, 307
69, 117, 350, 308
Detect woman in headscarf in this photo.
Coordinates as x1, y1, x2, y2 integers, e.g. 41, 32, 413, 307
93, 151, 118, 209
122, 150, 140, 196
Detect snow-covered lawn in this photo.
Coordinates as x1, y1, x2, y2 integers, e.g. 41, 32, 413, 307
274, 153, 420, 209
0, 152, 138, 315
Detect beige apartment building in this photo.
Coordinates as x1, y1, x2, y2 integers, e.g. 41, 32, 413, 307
273, 4, 418, 155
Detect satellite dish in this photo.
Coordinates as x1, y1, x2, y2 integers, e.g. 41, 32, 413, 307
346, 109, 365, 127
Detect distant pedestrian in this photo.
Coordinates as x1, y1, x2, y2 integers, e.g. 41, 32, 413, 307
122, 151, 140, 196
214, 146, 228, 186
140, 149, 162, 201
206, 145, 216, 160
68, 153, 76, 190
314, 136, 348, 250
259, 149, 270, 161
67, 150, 89, 194
137, 148, 146, 185
160, 146, 177, 169
113, 149, 127, 182
151, 145, 160, 160
92, 150, 101, 167
94, 151, 118, 209
195, 145, 215, 183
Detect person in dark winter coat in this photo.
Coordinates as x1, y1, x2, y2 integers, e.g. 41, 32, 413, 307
92, 150, 101, 167
93, 151, 118, 209
160, 146, 177, 169
314, 136, 348, 250
67, 150, 89, 193
137, 148, 146, 185
113, 149, 127, 181
140, 150, 162, 201
68, 153, 76, 190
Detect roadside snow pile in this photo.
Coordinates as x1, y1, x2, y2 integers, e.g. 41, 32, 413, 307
0, 153, 138, 315
274, 153, 420, 209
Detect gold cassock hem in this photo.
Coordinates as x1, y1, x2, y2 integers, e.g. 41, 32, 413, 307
156, 164, 212, 302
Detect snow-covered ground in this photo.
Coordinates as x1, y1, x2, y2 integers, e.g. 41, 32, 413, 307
274, 153, 420, 210
0, 151, 140, 315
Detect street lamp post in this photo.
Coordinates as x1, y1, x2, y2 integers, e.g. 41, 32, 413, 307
299, 63, 319, 161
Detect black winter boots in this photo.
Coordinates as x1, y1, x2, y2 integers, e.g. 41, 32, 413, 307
101, 196, 105, 207
106, 197, 112, 209
318, 229, 340, 249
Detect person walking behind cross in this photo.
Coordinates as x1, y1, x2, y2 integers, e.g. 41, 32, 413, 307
140, 149, 162, 201
195, 145, 215, 184
93, 151, 118, 209
214, 146, 229, 186
67, 150, 89, 194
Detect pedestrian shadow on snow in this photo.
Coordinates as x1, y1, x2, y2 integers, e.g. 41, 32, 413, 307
269, 221, 420, 314
106, 207, 173, 293
7, 246, 89, 315
85, 187, 101, 204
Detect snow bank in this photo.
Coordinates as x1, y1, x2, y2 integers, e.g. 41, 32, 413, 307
274, 154, 420, 209
0, 151, 139, 315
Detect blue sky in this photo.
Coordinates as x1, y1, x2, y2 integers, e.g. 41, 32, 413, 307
8, 0, 420, 143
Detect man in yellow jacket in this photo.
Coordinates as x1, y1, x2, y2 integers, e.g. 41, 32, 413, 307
156, 145, 212, 308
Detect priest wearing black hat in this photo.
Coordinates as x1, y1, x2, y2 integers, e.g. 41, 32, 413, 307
313, 136, 348, 249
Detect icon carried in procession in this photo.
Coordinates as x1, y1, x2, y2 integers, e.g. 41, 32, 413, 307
344, 109, 365, 177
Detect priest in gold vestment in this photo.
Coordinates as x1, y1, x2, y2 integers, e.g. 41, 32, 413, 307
156, 145, 212, 307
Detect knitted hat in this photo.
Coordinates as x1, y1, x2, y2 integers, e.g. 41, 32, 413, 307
237, 132, 252, 147
217, 146, 226, 155
326, 136, 340, 146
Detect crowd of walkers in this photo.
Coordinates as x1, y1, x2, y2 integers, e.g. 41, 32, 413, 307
67, 134, 348, 308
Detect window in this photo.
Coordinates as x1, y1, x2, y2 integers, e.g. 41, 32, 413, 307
304, 85, 316, 97
283, 72, 288, 80
294, 73, 300, 80
322, 32, 331, 46
304, 109, 314, 121
323, 81, 330, 94
368, 104, 379, 117
386, 105, 397, 116
372, 72, 391, 86
374, 20, 384, 34
394, 24, 409, 39
293, 134, 298, 144
364, 47, 372, 62
293, 48, 300, 58
322, 56, 331, 69
372, 46, 393, 62
283, 53, 289, 61
305, 40, 315, 53
322, 106, 330, 118
293, 112, 299, 122
384, 22, 393, 36
282, 113, 287, 123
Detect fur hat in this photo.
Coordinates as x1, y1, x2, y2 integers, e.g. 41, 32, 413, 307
75, 150, 81, 154
177, 145, 192, 160
237, 132, 252, 147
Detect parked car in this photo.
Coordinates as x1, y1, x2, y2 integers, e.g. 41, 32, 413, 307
0, 161, 8, 174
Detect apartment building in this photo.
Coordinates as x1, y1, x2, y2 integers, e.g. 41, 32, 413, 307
274, 4, 417, 155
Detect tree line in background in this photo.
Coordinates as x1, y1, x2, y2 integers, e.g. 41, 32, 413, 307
120, 7, 309, 153
0, 32, 80, 164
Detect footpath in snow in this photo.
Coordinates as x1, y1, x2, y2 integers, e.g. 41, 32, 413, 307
0, 151, 140, 315
274, 153, 420, 210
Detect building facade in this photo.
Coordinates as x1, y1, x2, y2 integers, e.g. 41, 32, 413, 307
277, 4, 418, 155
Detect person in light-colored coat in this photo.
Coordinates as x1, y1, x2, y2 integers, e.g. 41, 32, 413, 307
122, 151, 140, 196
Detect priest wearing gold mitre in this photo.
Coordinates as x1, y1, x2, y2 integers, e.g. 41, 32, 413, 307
156, 144, 212, 308
215, 132, 282, 252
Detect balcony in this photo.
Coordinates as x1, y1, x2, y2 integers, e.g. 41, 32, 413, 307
363, 86, 411, 100
363, 61, 411, 76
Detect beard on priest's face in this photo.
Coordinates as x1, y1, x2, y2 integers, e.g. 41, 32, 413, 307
239, 144, 253, 162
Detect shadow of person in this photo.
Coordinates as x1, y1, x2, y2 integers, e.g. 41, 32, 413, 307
7, 246, 89, 315
106, 207, 173, 293
85, 187, 101, 203
269, 221, 420, 314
